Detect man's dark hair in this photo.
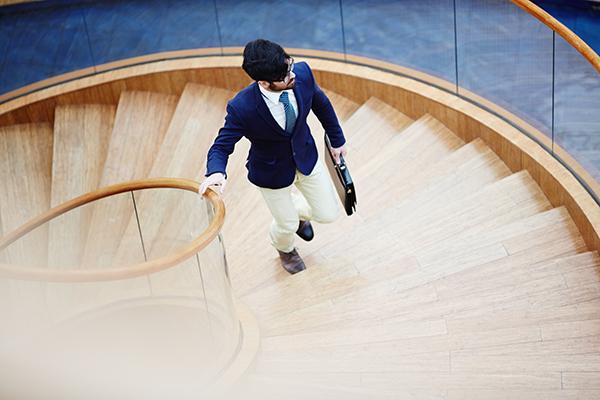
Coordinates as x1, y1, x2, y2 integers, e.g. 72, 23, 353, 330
242, 39, 291, 82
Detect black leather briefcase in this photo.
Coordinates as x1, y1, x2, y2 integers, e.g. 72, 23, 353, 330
324, 134, 357, 216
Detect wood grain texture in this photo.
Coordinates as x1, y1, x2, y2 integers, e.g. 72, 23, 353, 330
80, 91, 177, 270
1, 54, 598, 251
48, 104, 115, 269
0, 123, 53, 339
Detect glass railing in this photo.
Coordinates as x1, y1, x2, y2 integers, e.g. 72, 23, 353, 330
0, 179, 237, 398
1, 0, 599, 197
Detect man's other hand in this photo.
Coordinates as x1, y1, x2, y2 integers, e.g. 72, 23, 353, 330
331, 143, 348, 164
199, 172, 227, 200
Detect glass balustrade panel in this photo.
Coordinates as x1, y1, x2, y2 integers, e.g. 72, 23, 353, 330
80, 0, 221, 65
342, 0, 457, 88
0, 192, 146, 343
0, 188, 234, 398
455, 0, 555, 138
215, 0, 345, 55
131, 187, 239, 372
553, 35, 600, 186
0, 2, 94, 95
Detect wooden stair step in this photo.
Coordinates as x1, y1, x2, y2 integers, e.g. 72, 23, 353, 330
386, 171, 550, 258
342, 97, 414, 166
452, 332, 600, 358
443, 284, 600, 335
443, 390, 600, 400
259, 236, 590, 337
352, 113, 466, 174
414, 200, 567, 269
254, 348, 451, 374
242, 252, 420, 321
48, 104, 115, 269
351, 114, 465, 206
357, 372, 561, 391
149, 82, 234, 180
307, 142, 510, 264
258, 282, 438, 337
376, 241, 589, 322
111, 83, 234, 270
51, 104, 116, 205
80, 91, 178, 270
314, 162, 517, 272
322, 89, 362, 122
451, 353, 600, 373
360, 144, 513, 230
233, 141, 513, 300
0, 122, 54, 339
239, 374, 408, 400
261, 311, 544, 356
307, 88, 361, 139
435, 249, 600, 301
0, 123, 53, 265
381, 255, 591, 326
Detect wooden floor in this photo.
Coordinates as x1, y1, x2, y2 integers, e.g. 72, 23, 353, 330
1, 82, 600, 399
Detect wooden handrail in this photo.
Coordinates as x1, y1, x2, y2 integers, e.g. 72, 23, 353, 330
0, 178, 225, 282
510, 0, 600, 75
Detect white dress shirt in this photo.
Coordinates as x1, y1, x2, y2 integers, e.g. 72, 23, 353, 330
259, 85, 298, 131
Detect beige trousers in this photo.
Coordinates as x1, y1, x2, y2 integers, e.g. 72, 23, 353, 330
258, 160, 338, 253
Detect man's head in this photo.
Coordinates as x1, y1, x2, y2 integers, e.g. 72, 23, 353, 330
242, 39, 295, 92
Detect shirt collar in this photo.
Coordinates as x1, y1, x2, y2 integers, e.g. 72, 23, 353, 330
259, 84, 293, 105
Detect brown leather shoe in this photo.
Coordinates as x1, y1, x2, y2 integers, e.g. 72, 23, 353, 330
277, 248, 306, 274
296, 220, 314, 241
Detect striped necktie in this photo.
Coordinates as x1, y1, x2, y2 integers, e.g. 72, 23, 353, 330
279, 91, 296, 134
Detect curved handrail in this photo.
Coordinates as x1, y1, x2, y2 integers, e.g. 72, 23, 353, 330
0, 178, 225, 282
510, 0, 600, 75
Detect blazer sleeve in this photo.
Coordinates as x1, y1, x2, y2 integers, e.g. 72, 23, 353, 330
309, 67, 346, 148
205, 101, 246, 177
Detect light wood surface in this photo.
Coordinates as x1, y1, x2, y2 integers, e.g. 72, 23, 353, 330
0, 123, 53, 340
2, 51, 600, 397
48, 104, 115, 269
1, 54, 598, 255
219, 91, 598, 397
80, 91, 177, 270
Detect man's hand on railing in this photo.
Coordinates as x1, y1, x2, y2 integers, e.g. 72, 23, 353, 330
331, 143, 348, 164
199, 172, 227, 200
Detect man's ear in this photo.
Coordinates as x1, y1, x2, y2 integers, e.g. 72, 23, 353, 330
257, 81, 270, 90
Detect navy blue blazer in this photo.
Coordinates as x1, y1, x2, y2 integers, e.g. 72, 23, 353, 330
205, 62, 346, 189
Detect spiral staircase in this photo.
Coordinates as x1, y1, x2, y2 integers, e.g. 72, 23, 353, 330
1, 65, 600, 398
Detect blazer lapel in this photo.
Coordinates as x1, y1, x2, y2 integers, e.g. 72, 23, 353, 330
253, 83, 288, 135
291, 80, 303, 135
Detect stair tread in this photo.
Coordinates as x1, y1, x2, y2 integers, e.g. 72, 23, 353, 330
111, 83, 234, 268
342, 97, 415, 166
232, 141, 514, 298
149, 82, 234, 180
246, 207, 585, 332
48, 104, 115, 269
252, 231, 589, 337
0, 123, 53, 267
81, 90, 178, 269
51, 104, 116, 205
350, 114, 466, 210
0, 122, 54, 338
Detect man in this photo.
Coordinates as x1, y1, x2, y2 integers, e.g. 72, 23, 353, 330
199, 39, 347, 274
